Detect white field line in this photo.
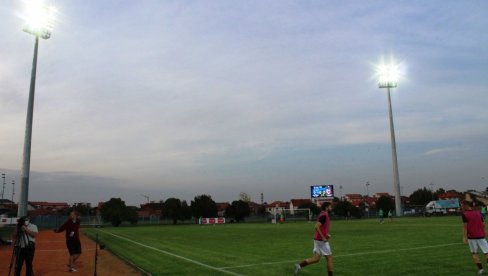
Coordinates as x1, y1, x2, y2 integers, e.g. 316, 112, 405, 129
99, 230, 244, 276
219, 242, 463, 269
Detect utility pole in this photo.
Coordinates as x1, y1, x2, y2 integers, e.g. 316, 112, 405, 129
12, 180, 15, 204
430, 182, 434, 200
1, 173, 5, 200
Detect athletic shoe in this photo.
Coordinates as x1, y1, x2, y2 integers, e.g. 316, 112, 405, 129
69, 268, 77, 272
479, 269, 484, 274
294, 264, 301, 275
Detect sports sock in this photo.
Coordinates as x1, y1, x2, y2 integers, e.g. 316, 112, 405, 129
299, 260, 308, 268
328, 270, 333, 276
476, 263, 482, 270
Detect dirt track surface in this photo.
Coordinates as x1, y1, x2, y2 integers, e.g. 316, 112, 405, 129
0, 229, 143, 276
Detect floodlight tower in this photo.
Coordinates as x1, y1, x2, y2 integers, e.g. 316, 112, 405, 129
18, 1, 56, 217
378, 60, 402, 217
366, 181, 370, 197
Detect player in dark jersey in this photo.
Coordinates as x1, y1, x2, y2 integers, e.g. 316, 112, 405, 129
462, 200, 488, 274
294, 202, 333, 276
54, 211, 82, 272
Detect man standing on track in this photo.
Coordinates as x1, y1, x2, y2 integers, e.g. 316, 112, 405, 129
13, 216, 38, 276
54, 211, 82, 272
294, 202, 333, 276
462, 200, 488, 274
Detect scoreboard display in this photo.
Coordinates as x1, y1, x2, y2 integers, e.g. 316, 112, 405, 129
310, 185, 334, 199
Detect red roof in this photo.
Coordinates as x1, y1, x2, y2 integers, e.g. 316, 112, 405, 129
290, 199, 312, 207
374, 193, 390, 198
266, 201, 289, 208
30, 201, 69, 208
216, 202, 230, 211
439, 191, 463, 200
344, 194, 363, 200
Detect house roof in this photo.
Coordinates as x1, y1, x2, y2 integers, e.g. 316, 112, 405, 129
216, 202, 230, 211
266, 201, 289, 208
345, 194, 363, 199
290, 199, 312, 207
30, 201, 69, 207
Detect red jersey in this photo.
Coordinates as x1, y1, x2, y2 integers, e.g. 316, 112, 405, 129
314, 210, 330, 241
57, 218, 81, 241
463, 210, 486, 239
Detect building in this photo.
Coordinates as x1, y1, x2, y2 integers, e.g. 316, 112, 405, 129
138, 202, 162, 218
216, 202, 230, 217
0, 199, 16, 215
344, 194, 363, 207
265, 201, 289, 214
374, 192, 391, 199
30, 201, 70, 212
290, 199, 312, 210
438, 191, 463, 200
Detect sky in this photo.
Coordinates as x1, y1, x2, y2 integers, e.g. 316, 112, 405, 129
1, 0, 487, 206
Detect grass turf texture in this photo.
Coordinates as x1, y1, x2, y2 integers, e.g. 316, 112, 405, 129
84, 216, 476, 275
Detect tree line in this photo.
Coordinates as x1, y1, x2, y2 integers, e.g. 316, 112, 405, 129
98, 194, 251, 226
90, 187, 466, 226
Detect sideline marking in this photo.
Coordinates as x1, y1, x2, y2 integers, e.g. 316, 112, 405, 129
219, 242, 463, 269
98, 230, 244, 276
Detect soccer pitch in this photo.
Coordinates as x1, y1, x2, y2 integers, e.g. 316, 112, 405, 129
84, 216, 474, 275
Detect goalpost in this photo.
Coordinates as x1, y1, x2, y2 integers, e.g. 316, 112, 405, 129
271, 208, 311, 223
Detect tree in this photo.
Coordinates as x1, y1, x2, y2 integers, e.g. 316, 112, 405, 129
376, 196, 394, 214
409, 187, 433, 206
239, 192, 251, 202
333, 200, 351, 217
333, 200, 362, 219
100, 198, 128, 226
126, 206, 139, 225
72, 203, 91, 216
298, 202, 320, 216
226, 200, 251, 222
163, 198, 182, 225
433, 188, 445, 200
181, 200, 192, 221
191, 195, 217, 218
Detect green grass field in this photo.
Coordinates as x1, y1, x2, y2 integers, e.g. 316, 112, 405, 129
84, 216, 477, 275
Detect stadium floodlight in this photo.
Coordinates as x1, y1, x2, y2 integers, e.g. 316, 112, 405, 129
376, 58, 402, 217
377, 63, 399, 89
17, 0, 56, 217
22, 0, 56, 39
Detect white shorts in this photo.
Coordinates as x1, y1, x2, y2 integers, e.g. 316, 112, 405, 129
468, 239, 488, 254
313, 240, 332, 256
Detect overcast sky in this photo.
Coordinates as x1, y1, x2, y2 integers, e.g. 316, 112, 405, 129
1, 1, 487, 206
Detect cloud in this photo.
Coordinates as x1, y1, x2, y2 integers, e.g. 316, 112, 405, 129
1, 1, 487, 204
424, 147, 465, 156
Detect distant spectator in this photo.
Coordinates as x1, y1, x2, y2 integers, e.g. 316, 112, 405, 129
54, 211, 82, 272
388, 210, 393, 221
378, 209, 384, 224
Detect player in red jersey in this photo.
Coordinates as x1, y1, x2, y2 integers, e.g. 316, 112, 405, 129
294, 202, 333, 276
463, 200, 488, 274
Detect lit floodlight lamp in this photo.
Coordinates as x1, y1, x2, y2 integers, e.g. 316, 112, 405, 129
377, 63, 399, 88
22, 0, 56, 39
